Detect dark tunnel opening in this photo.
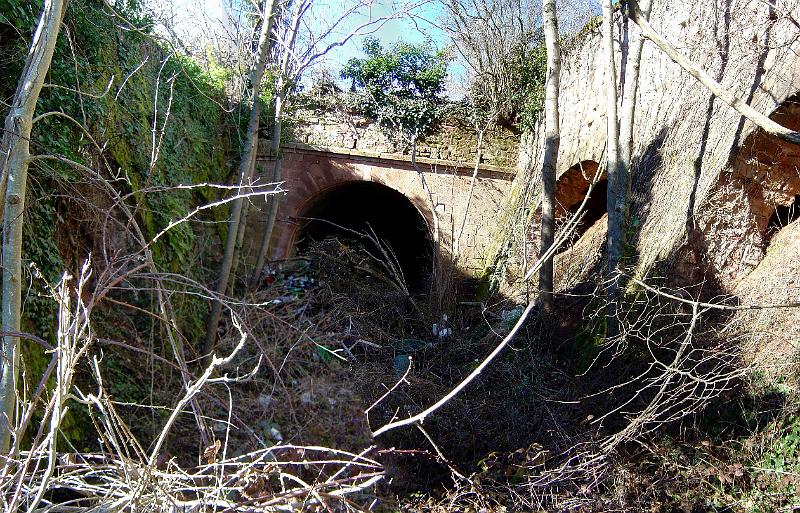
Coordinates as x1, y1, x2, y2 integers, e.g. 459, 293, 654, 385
559, 179, 608, 247
766, 194, 800, 246
294, 181, 433, 291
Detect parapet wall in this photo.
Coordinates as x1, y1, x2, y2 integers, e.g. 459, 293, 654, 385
250, 108, 519, 279
289, 109, 519, 169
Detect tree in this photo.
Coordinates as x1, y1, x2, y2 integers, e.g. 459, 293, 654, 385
249, 0, 306, 289
339, 37, 450, 299
441, 0, 599, 132
601, 0, 623, 331
442, 0, 546, 131
604, 0, 651, 336
203, 0, 278, 358
0, 0, 67, 454
340, 37, 449, 144
619, 0, 652, 215
539, 0, 561, 314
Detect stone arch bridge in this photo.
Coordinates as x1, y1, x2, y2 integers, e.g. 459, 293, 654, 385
244, 114, 519, 282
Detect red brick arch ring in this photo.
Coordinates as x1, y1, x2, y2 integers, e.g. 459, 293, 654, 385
267, 154, 436, 287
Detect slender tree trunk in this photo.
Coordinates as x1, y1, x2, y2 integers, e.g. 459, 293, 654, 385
619, 0, 651, 189
539, 0, 561, 314
203, 0, 276, 355
629, 0, 800, 145
249, 1, 304, 288
229, 156, 258, 293
250, 89, 285, 288
602, 0, 623, 331
410, 140, 442, 309
616, 0, 651, 289
0, 0, 67, 454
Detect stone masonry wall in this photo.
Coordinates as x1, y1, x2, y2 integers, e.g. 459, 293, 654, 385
244, 106, 519, 278
245, 146, 513, 275
289, 109, 519, 169
489, 0, 800, 299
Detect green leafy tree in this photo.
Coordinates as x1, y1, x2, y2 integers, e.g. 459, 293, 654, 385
341, 37, 449, 143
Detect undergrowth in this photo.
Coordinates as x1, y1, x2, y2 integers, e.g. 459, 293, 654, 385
1, 0, 236, 446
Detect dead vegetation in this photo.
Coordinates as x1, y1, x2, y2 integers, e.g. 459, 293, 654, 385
3, 2, 800, 512
2, 206, 799, 512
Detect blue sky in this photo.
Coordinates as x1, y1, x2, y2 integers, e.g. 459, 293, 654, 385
154, 0, 597, 98
312, 1, 463, 95
315, 0, 599, 97
159, 0, 461, 94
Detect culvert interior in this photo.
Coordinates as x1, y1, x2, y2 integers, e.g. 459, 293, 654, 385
766, 194, 800, 244
562, 179, 608, 242
735, 93, 800, 251
554, 161, 608, 248
294, 181, 433, 291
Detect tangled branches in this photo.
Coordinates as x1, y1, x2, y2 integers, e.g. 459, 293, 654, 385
0, 258, 386, 512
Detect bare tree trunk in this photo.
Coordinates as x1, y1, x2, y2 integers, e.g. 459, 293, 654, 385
602, 0, 623, 330
250, 1, 305, 288
619, 0, 651, 202
0, 0, 67, 454
629, 0, 800, 145
410, 140, 443, 309
616, 0, 651, 293
229, 156, 258, 293
249, 88, 285, 289
203, 0, 276, 355
539, 0, 561, 314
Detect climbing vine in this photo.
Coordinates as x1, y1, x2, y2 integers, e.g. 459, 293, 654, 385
0, 0, 237, 415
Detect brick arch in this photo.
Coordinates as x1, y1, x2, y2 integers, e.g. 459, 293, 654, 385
264, 152, 437, 261
554, 160, 607, 244
286, 179, 433, 251
675, 92, 800, 289
555, 160, 604, 217
550, 160, 608, 292
246, 145, 514, 275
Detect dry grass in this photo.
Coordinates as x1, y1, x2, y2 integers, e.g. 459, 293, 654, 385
4, 223, 799, 513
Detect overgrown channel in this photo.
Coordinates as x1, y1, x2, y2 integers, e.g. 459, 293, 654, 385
1, 0, 799, 512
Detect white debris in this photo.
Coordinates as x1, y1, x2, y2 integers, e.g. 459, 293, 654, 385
433, 315, 452, 339
269, 426, 284, 442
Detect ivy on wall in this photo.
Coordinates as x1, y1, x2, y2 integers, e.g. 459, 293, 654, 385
1, 0, 238, 442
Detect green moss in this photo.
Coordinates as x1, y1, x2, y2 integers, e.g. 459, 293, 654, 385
474, 270, 494, 302
1, 0, 240, 443
570, 315, 605, 374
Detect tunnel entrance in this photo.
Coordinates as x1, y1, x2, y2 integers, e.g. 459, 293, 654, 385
293, 181, 433, 291
554, 161, 607, 249
734, 93, 800, 254
560, 179, 608, 242
686, 92, 800, 287
766, 194, 800, 246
